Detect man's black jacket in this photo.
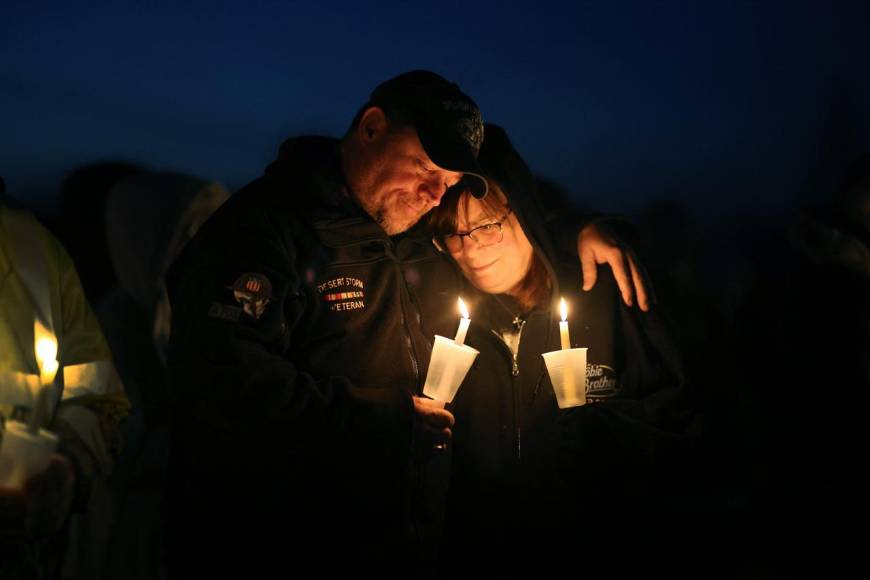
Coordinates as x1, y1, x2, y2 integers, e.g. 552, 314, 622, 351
166, 137, 457, 576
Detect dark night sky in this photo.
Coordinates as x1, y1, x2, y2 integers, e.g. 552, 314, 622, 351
2, 0, 868, 220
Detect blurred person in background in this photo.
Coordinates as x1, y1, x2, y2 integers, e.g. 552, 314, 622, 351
732, 155, 870, 573
95, 171, 229, 580
0, 175, 129, 579
53, 163, 145, 305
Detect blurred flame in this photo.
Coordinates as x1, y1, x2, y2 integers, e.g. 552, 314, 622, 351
458, 297, 469, 319
560, 298, 568, 322
34, 319, 57, 365
34, 319, 59, 385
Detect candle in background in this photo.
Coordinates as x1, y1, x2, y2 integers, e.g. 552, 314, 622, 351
34, 319, 58, 387
454, 297, 470, 345
559, 298, 570, 349
31, 319, 58, 434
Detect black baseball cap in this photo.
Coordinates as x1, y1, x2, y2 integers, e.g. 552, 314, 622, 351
366, 70, 488, 198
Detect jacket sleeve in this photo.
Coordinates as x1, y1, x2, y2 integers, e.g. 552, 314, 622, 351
36, 221, 129, 510
557, 267, 698, 497
166, 206, 415, 469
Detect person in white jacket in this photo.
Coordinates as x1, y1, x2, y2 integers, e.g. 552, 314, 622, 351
0, 176, 128, 579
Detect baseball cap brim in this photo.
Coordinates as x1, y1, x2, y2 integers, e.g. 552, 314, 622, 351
416, 118, 488, 199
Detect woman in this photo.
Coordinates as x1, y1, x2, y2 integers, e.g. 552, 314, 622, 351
427, 125, 695, 571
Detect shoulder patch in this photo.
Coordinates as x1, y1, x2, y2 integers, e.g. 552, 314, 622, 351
315, 275, 366, 312
229, 272, 273, 320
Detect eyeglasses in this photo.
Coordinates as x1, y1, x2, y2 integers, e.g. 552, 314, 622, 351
441, 210, 512, 252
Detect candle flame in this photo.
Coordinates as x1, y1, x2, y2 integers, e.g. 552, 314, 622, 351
41, 359, 59, 378
34, 319, 58, 368
34, 319, 60, 387
458, 297, 469, 319
559, 298, 568, 322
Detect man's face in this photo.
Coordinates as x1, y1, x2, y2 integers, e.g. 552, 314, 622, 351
355, 125, 464, 235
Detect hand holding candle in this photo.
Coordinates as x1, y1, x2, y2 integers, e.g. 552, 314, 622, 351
542, 297, 587, 408
422, 297, 479, 403
31, 320, 59, 434
0, 320, 61, 488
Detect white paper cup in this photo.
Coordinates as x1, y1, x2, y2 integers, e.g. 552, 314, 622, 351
542, 348, 588, 408
422, 335, 479, 403
0, 420, 59, 488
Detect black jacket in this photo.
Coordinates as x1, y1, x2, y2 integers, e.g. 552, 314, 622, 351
166, 137, 457, 576
435, 126, 696, 571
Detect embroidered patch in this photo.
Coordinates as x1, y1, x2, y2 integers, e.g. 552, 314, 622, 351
230, 273, 273, 320
208, 302, 242, 321
316, 276, 366, 312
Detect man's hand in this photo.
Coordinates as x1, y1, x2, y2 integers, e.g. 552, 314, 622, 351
577, 224, 653, 311
413, 396, 454, 441
412, 396, 454, 456
0, 454, 75, 540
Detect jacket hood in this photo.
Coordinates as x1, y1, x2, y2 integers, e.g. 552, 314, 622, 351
105, 172, 229, 312
476, 124, 562, 289
265, 136, 353, 213
267, 136, 339, 178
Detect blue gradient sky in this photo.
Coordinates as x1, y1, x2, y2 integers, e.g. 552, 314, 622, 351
2, 0, 868, 219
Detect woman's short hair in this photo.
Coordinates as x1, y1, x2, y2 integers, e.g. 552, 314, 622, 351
428, 179, 551, 310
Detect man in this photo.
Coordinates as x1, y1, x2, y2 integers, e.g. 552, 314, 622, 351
166, 70, 647, 576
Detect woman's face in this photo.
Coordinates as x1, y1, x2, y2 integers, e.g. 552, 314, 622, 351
448, 194, 534, 296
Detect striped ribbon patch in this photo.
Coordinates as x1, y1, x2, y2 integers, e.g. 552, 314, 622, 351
322, 291, 364, 302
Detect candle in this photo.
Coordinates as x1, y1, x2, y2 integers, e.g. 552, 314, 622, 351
39, 360, 59, 388
31, 320, 58, 434
559, 298, 570, 350
454, 297, 470, 345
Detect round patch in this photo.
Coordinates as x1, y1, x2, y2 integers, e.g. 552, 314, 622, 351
231, 272, 273, 320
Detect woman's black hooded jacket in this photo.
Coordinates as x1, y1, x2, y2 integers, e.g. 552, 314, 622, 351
431, 125, 697, 567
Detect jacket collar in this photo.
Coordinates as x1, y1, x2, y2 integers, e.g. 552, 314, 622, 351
265, 136, 392, 248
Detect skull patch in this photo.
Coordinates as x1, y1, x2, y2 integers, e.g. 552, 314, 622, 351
230, 272, 273, 320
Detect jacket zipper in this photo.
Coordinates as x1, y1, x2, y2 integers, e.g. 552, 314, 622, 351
513, 319, 526, 459
382, 241, 421, 390
381, 239, 425, 551
491, 317, 526, 459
